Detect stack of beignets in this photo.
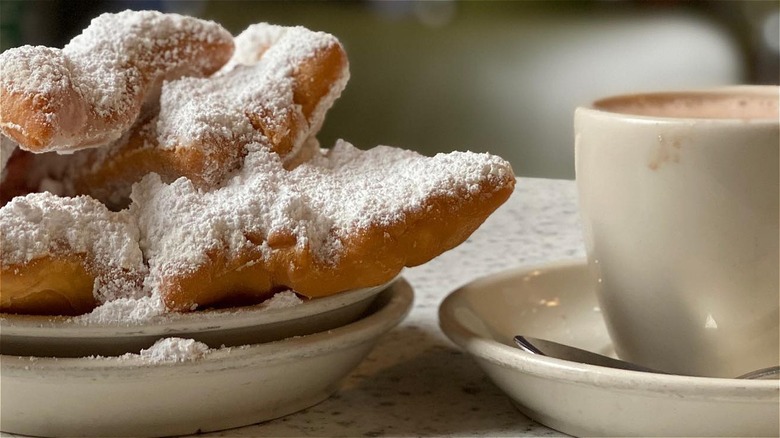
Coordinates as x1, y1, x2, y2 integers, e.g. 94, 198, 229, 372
0, 11, 515, 317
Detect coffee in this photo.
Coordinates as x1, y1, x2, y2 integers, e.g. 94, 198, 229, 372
593, 91, 779, 120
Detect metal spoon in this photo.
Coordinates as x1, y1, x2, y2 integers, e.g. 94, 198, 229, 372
513, 335, 780, 380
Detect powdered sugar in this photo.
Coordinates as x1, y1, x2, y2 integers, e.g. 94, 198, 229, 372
73, 288, 302, 325
0, 10, 233, 151
64, 10, 233, 111
153, 63, 294, 185
121, 337, 211, 363
0, 192, 146, 303
263, 290, 304, 309
0, 14, 513, 322
75, 294, 166, 324
14, 22, 349, 200
0, 193, 137, 265
1, 138, 511, 322
133, 139, 513, 291
220, 23, 286, 72
154, 22, 348, 184
0, 45, 71, 105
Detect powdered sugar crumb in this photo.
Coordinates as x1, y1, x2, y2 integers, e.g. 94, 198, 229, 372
75, 294, 166, 324
121, 337, 211, 363
263, 290, 304, 309
72, 289, 300, 325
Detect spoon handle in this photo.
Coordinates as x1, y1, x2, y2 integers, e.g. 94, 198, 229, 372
514, 336, 779, 380
735, 366, 780, 380
513, 335, 666, 374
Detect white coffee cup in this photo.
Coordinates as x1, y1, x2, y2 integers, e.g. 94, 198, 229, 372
575, 86, 779, 378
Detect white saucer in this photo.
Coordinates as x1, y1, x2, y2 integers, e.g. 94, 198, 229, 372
0, 278, 413, 437
438, 260, 779, 437
0, 279, 395, 357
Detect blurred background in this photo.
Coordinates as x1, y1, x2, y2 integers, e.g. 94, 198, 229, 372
2, 0, 778, 179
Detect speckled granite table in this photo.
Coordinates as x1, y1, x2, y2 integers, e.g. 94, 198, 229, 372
0, 178, 582, 438
203, 177, 584, 437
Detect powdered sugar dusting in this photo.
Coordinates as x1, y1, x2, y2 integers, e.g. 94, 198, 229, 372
154, 62, 294, 185
0, 192, 146, 303
0, 10, 233, 151
22, 22, 350, 195
132, 139, 513, 291
219, 23, 286, 73
73, 289, 302, 325
154, 22, 347, 183
0, 14, 512, 322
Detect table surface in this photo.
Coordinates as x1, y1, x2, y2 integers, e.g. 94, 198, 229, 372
3, 177, 584, 438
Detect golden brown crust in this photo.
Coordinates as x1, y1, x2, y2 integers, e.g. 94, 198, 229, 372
0, 11, 234, 153
0, 16, 515, 319
1, 255, 96, 315
158, 175, 515, 311
31, 25, 349, 207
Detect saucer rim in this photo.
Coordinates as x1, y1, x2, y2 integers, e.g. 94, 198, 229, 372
438, 258, 779, 398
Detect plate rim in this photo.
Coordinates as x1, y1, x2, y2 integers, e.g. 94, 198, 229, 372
0, 275, 400, 337
1, 277, 414, 372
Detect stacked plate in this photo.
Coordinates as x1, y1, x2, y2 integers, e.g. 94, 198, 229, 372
0, 278, 413, 437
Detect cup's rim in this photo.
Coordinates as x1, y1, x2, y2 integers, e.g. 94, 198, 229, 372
578, 85, 779, 124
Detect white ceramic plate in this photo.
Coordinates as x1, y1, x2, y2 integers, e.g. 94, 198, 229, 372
0, 277, 413, 437
438, 260, 779, 437
0, 278, 396, 357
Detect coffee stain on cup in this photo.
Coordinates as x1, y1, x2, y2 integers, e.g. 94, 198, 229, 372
648, 134, 682, 170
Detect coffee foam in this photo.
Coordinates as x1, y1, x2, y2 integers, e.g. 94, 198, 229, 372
594, 90, 779, 120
